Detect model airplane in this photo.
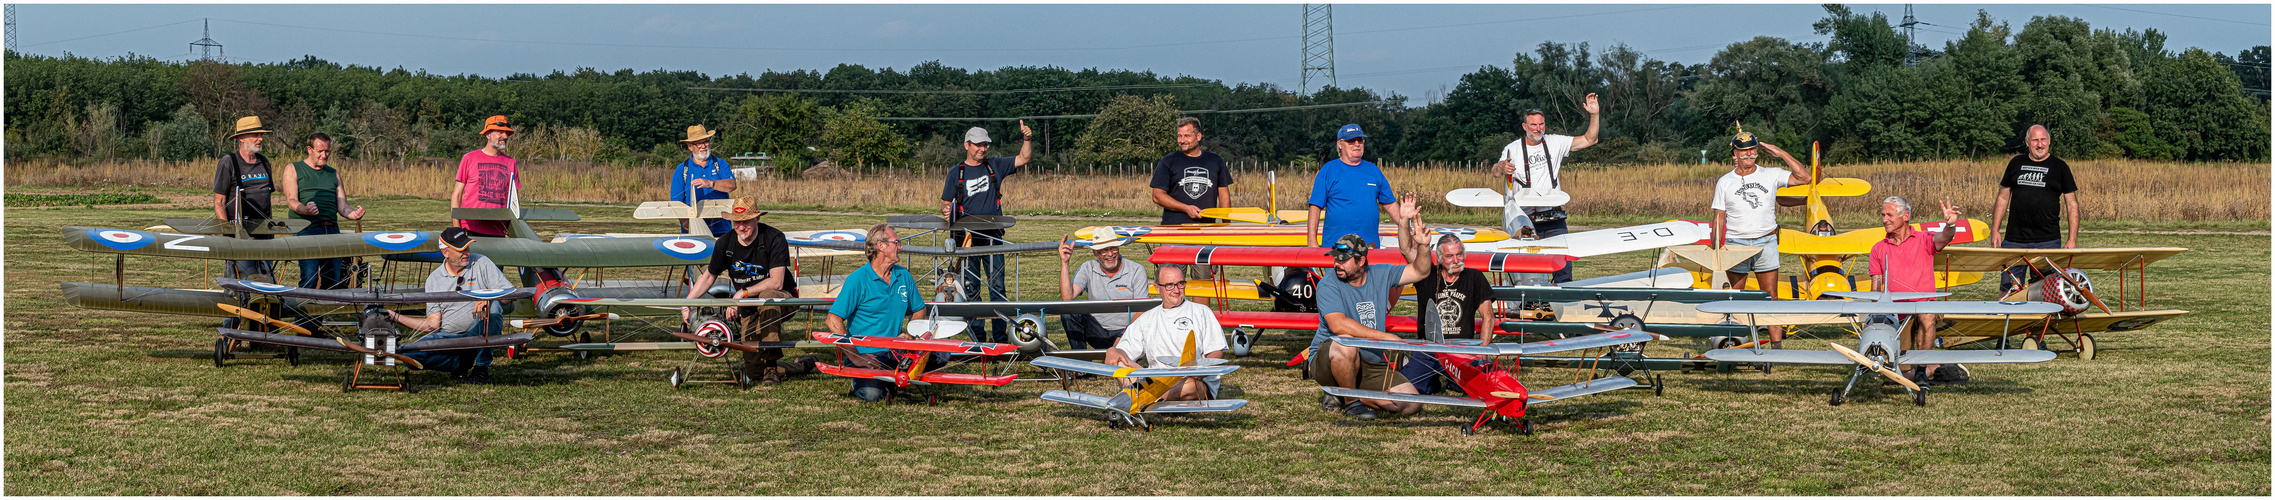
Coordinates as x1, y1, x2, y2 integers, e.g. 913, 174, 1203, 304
1032, 331, 1247, 430
1323, 328, 1665, 435
1927, 246, 2191, 359
212, 278, 538, 391
1700, 290, 2062, 406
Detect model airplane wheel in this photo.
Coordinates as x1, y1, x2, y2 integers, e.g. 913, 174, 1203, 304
2078, 334, 2097, 361
1514, 419, 1534, 435
1230, 328, 1254, 357
212, 337, 231, 367
285, 347, 300, 367
2019, 337, 2041, 351
1829, 388, 1846, 406
737, 368, 752, 391
669, 368, 684, 389
1653, 374, 1665, 396
340, 373, 354, 393
1609, 314, 1646, 332
1760, 362, 1774, 375
1913, 389, 1927, 406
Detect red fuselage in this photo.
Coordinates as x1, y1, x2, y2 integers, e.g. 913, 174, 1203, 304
1436, 353, 1531, 418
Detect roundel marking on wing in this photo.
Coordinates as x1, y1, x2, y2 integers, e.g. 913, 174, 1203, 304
655, 238, 713, 260
458, 288, 519, 300
363, 232, 431, 251
90, 228, 156, 250
243, 281, 299, 294
810, 230, 863, 241
1110, 226, 1152, 237
1433, 227, 1478, 237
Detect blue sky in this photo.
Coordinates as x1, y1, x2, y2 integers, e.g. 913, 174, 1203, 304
10, 3, 2269, 102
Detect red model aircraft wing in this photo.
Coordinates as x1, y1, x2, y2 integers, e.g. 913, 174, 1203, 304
817, 363, 907, 386
1150, 246, 1562, 273
915, 372, 1019, 386
809, 332, 1019, 355
1215, 310, 1495, 334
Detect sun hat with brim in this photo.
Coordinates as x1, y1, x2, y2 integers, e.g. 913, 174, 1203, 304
1086, 232, 1130, 249
480, 115, 514, 136
227, 116, 271, 139
721, 196, 766, 222
680, 124, 718, 144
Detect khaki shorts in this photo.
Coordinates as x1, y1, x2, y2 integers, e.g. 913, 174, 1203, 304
1309, 346, 1411, 391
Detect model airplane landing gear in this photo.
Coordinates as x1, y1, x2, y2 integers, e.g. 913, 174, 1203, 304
213, 337, 232, 367
2077, 333, 2097, 361
1229, 327, 1255, 357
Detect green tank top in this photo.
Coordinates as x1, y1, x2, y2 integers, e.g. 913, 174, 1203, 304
289, 161, 339, 222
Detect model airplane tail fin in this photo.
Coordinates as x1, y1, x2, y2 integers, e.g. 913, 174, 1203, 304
1179, 331, 1198, 367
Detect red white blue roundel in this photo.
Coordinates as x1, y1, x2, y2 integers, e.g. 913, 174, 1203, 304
457, 288, 518, 300
806, 230, 863, 242
362, 231, 430, 251
1110, 226, 1153, 237
88, 228, 155, 251
1432, 227, 1478, 238
654, 237, 712, 261
241, 280, 299, 294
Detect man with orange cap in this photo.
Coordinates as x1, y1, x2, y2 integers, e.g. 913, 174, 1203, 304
451, 115, 519, 237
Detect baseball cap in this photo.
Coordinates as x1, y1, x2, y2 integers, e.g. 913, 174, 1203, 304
965, 127, 992, 144
439, 227, 477, 252
1336, 123, 1367, 141
1325, 234, 1372, 260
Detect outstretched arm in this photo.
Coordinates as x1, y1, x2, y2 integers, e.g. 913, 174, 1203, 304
1933, 199, 1961, 252
1759, 143, 1809, 184
1570, 93, 1602, 150
1014, 120, 1034, 167
1390, 192, 1433, 284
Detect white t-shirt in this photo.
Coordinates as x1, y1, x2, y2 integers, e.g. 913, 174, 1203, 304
1710, 167, 1792, 239
1497, 134, 1575, 197
1114, 301, 1227, 368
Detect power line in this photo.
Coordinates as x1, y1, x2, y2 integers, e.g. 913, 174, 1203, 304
688, 83, 1217, 95
875, 100, 1383, 121
20, 18, 197, 48
2078, 5, 2269, 27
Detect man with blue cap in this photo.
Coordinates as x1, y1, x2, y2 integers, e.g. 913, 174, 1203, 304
1305, 123, 1397, 249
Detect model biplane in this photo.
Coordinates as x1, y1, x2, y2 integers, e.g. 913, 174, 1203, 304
211, 278, 538, 391
1032, 331, 1248, 430
1925, 246, 2191, 360
1701, 291, 2061, 406
1322, 329, 1664, 435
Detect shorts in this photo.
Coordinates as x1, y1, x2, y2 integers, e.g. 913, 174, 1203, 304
1725, 234, 1781, 274
1309, 345, 1413, 391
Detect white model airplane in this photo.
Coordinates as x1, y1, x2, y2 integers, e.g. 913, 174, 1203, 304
1032, 332, 1247, 430
1699, 290, 2062, 406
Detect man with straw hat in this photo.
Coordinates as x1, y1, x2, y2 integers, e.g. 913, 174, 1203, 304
451, 115, 519, 237
1055, 232, 1150, 350
679, 196, 815, 387
1706, 123, 1811, 348
211, 116, 279, 321
671, 124, 739, 237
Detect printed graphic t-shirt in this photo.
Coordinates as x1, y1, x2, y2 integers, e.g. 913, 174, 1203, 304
1150, 150, 1234, 225
1710, 167, 1792, 239
1997, 155, 2077, 244
454, 149, 519, 236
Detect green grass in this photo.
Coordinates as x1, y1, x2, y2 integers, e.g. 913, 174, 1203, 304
5, 195, 2267, 494
5, 192, 165, 207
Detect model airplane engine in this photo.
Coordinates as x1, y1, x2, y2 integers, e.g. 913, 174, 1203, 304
692, 319, 734, 358
536, 287, 588, 337
1265, 271, 1318, 313
2024, 269, 2093, 315
1010, 313, 1048, 353
706, 282, 735, 298
358, 306, 401, 366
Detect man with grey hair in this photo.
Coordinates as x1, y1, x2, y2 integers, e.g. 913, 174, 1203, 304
1150, 116, 1233, 225
1413, 234, 1495, 343
1868, 195, 1965, 384
1056, 232, 1150, 350
1491, 94, 1599, 283
1988, 124, 2079, 293
940, 121, 1033, 344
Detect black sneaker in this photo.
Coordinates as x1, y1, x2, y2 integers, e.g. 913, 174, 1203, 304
1341, 401, 1378, 420
466, 366, 491, 385
1932, 365, 1970, 384
1320, 393, 1342, 413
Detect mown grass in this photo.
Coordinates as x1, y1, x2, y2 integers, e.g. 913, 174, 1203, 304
4, 194, 2267, 495
4, 192, 166, 207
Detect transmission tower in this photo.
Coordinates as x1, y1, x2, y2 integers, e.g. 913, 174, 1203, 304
1300, 5, 1336, 95
190, 18, 224, 62
6, 5, 17, 54
1899, 5, 1918, 65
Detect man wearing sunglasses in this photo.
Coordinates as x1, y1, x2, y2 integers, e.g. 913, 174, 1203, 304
1305, 124, 1397, 249
1709, 127, 1811, 348
1102, 264, 1227, 401
1491, 95, 1599, 283
1309, 193, 1437, 420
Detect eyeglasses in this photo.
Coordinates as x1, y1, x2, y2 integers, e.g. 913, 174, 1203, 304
489, 120, 510, 127
1156, 281, 1186, 289
1523, 108, 1542, 114
1736, 154, 1758, 160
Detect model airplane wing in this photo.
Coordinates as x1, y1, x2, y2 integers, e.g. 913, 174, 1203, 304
809, 332, 1019, 355
886, 215, 1017, 231
1896, 349, 2057, 365
65, 226, 438, 260
1529, 376, 1642, 402
1444, 188, 1505, 208
1449, 187, 1570, 209
1775, 219, 1991, 255
927, 298, 1162, 318
160, 218, 311, 236
1079, 224, 1510, 248
1496, 329, 1662, 355
553, 297, 834, 308
216, 278, 533, 304
1561, 267, 1697, 289
1934, 247, 2190, 273
1492, 285, 1770, 303
1030, 356, 1240, 378
1818, 291, 1953, 301
1480, 221, 1705, 258
632, 200, 736, 220
1148, 245, 1564, 273
1700, 348, 1857, 365
1139, 400, 1250, 413
1330, 336, 1503, 356
1696, 298, 2063, 316
1774, 177, 1871, 197
1197, 208, 1310, 224
1319, 386, 1491, 408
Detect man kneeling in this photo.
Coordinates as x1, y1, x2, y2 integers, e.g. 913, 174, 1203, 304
386, 228, 510, 383
1102, 264, 1227, 400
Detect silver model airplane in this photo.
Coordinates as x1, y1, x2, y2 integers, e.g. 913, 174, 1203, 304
1699, 290, 2062, 406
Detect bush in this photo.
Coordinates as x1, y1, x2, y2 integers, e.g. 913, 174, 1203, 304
156, 104, 212, 162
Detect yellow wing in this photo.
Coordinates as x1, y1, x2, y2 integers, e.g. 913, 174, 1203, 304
1776, 177, 1872, 197
1198, 208, 1311, 224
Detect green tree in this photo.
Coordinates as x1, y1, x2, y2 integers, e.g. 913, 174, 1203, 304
817, 100, 908, 168
1688, 36, 1832, 147
1072, 94, 1179, 167
717, 93, 822, 171
2145, 49, 2270, 160
155, 103, 211, 161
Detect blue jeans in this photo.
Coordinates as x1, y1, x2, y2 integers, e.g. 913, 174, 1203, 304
403, 309, 503, 372
1059, 313, 1125, 350
296, 223, 347, 290
958, 230, 1010, 343
1998, 239, 2062, 293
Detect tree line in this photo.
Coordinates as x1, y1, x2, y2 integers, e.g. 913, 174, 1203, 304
6, 6, 2265, 172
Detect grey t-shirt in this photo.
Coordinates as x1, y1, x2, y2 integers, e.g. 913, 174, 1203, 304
423, 254, 515, 333
1311, 264, 1406, 355
1070, 257, 1149, 330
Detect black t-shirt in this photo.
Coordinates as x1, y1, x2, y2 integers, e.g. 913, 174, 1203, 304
1998, 155, 2077, 244
1415, 268, 1493, 343
211, 152, 275, 220
708, 223, 796, 297
1149, 150, 1234, 225
941, 157, 1019, 217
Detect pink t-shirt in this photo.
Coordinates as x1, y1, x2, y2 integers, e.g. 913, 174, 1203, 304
1868, 227, 1940, 293
454, 149, 518, 236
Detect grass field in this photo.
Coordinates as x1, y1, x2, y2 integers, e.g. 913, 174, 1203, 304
4, 194, 2268, 495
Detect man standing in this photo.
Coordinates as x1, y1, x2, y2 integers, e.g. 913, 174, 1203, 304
278, 132, 366, 290
1310, 193, 1434, 420
681, 197, 813, 387
1415, 234, 1496, 343
1306, 124, 1397, 248
1104, 264, 1228, 401
1867, 196, 1965, 385
211, 116, 278, 288
1988, 124, 2081, 293
939, 120, 1032, 344
452, 115, 517, 238
1056, 233, 1150, 350
671, 125, 738, 237
824, 224, 930, 402
1492, 95, 1600, 283
1150, 117, 1233, 225
1708, 128, 1811, 347
387, 228, 514, 384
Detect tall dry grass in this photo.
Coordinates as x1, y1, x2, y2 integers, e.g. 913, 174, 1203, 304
7, 157, 2266, 222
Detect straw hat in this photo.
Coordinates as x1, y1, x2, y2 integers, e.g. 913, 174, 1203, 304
680, 124, 718, 144
721, 196, 766, 222
227, 116, 271, 139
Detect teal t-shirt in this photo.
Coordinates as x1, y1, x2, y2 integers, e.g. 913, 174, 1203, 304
827, 263, 927, 354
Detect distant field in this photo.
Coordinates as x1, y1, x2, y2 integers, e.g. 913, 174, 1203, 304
3, 193, 2266, 495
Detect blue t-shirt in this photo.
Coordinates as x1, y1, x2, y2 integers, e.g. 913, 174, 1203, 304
827, 262, 928, 354
1307, 159, 1395, 247
1310, 263, 1407, 356
671, 156, 736, 236
941, 157, 1020, 217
